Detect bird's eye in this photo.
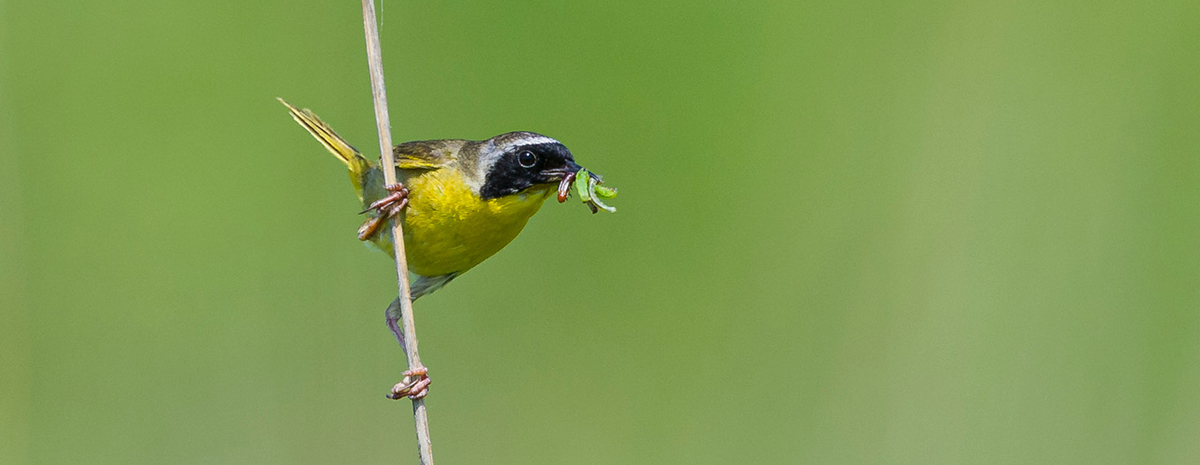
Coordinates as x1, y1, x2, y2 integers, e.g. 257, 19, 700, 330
517, 150, 537, 168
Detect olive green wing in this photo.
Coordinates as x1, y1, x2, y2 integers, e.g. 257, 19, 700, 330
361, 140, 463, 214
393, 140, 465, 170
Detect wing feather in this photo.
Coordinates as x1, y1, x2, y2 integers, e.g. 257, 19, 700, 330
394, 140, 464, 170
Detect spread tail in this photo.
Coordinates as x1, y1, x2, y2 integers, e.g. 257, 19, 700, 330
278, 98, 374, 199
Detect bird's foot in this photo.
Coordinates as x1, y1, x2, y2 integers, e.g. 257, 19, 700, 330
357, 183, 409, 241
387, 366, 430, 400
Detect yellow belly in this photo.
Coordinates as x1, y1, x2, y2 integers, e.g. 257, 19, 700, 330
370, 167, 551, 277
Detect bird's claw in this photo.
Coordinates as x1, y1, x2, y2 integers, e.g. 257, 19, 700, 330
387, 366, 430, 400
362, 184, 410, 215
357, 184, 409, 241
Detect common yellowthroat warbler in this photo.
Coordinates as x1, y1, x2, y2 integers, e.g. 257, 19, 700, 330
280, 99, 602, 399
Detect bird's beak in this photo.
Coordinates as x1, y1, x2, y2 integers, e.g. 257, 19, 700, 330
541, 160, 585, 203
552, 160, 583, 176
540, 161, 583, 181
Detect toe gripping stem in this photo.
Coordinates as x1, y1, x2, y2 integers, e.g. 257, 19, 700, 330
357, 183, 409, 241
388, 366, 431, 400
384, 298, 430, 400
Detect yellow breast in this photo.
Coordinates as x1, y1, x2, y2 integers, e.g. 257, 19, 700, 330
381, 167, 551, 277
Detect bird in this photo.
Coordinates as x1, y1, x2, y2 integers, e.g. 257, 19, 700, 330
279, 99, 589, 400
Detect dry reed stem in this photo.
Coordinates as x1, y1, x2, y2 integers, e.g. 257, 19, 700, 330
360, 1, 434, 463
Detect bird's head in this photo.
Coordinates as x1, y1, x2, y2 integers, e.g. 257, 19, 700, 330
474, 132, 583, 200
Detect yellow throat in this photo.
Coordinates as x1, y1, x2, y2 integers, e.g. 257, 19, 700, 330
370, 165, 553, 277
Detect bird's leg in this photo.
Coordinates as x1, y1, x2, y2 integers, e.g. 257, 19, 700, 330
363, 183, 410, 215
357, 183, 409, 241
389, 366, 431, 400
383, 297, 430, 400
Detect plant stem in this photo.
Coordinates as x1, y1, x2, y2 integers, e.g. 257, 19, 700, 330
360, 1, 434, 464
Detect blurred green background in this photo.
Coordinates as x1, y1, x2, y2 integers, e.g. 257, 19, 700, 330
3, 0, 1199, 463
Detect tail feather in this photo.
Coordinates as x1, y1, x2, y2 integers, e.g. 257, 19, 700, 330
278, 98, 374, 199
